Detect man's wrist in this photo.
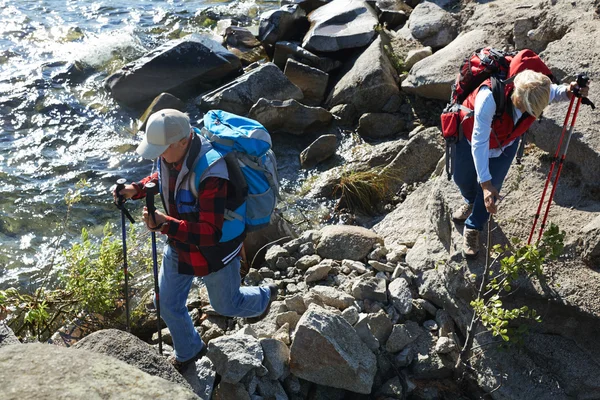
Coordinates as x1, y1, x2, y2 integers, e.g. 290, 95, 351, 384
480, 180, 493, 190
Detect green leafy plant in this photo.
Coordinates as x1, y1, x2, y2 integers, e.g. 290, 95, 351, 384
456, 224, 564, 375
1, 179, 153, 341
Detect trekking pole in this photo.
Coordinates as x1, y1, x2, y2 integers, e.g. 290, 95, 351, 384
144, 182, 162, 355
531, 73, 594, 243
527, 95, 575, 245
114, 178, 135, 332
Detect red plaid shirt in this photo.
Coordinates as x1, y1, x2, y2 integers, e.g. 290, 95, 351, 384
132, 161, 228, 276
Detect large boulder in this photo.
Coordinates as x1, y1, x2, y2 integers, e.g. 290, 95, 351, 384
401, 29, 501, 100
284, 58, 329, 106
405, 1, 458, 48
259, 5, 307, 46
327, 34, 400, 122
302, 0, 379, 52
104, 35, 241, 108
290, 304, 377, 394
357, 112, 405, 139
247, 98, 333, 135
199, 62, 304, 115
73, 329, 190, 388
0, 343, 198, 399
380, 126, 444, 189
316, 225, 383, 261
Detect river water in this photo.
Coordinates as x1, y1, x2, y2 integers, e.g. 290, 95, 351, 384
0, 0, 329, 290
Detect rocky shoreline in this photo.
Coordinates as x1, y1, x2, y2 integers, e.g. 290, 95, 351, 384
2, 0, 600, 399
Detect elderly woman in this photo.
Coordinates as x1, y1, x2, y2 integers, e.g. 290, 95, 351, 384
452, 69, 589, 258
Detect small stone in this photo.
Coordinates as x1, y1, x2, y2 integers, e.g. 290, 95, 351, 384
342, 306, 360, 325
298, 242, 315, 257
295, 254, 322, 271
342, 259, 368, 274
285, 294, 307, 314
434, 336, 457, 354
414, 298, 437, 316
368, 260, 395, 273
273, 323, 291, 345
423, 320, 438, 331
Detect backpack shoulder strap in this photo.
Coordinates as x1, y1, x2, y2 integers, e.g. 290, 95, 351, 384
491, 76, 511, 119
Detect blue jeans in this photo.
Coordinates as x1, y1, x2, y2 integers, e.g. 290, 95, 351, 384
155, 244, 270, 362
453, 137, 519, 231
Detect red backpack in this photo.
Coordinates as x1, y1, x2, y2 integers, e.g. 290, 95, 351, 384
440, 47, 555, 180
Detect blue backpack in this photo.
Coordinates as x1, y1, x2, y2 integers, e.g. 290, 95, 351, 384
193, 110, 280, 235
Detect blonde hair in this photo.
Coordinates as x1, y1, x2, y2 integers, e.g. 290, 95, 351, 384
511, 70, 552, 118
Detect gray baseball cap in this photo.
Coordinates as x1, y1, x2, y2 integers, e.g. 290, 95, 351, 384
136, 109, 191, 160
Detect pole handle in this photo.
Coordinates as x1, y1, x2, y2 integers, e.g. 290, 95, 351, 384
144, 182, 158, 225
114, 178, 135, 223
575, 73, 595, 109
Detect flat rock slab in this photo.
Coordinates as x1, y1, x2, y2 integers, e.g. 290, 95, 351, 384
284, 58, 329, 106
199, 62, 303, 115
0, 343, 198, 400
259, 4, 307, 45
104, 35, 241, 108
302, 0, 379, 52
73, 328, 190, 389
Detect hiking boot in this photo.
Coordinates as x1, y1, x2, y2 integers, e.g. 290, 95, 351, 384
452, 203, 474, 223
462, 228, 480, 259
245, 284, 279, 324
168, 345, 208, 373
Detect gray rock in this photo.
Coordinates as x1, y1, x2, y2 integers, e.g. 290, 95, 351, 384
385, 321, 423, 353
290, 304, 377, 394
342, 306, 360, 325
0, 322, 19, 349
225, 26, 269, 67
295, 254, 322, 271
259, 4, 306, 46
302, 0, 378, 52
282, 0, 330, 13
207, 334, 265, 384
300, 134, 337, 169
297, 241, 316, 257
368, 310, 394, 345
434, 336, 457, 354
181, 357, 217, 399
248, 98, 333, 135
404, 46, 432, 70
342, 259, 369, 274
273, 41, 342, 72
265, 245, 290, 269
327, 35, 399, 123
138, 92, 186, 132
273, 323, 292, 345
73, 329, 189, 388
380, 127, 444, 190
435, 309, 455, 337
317, 225, 383, 261
276, 311, 302, 330
105, 35, 241, 108
423, 320, 438, 331
304, 260, 333, 283
368, 260, 395, 273
311, 285, 355, 310
580, 216, 600, 265
414, 298, 438, 316
388, 277, 413, 314
0, 343, 198, 399
377, 375, 404, 398
260, 338, 290, 380
410, 331, 453, 379
406, 1, 457, 48
352, 276, 388, 303
199, 62, 303, 115
256, 376, 289, 399
394, 346, 414, 367
401, 29, 500, 100
357, 112, 405, 139
329, 103, 358, 126
284, 59, 329, 106
285, 294, 307, 313
213, 381, 251, 400
354, 313, 381, 351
